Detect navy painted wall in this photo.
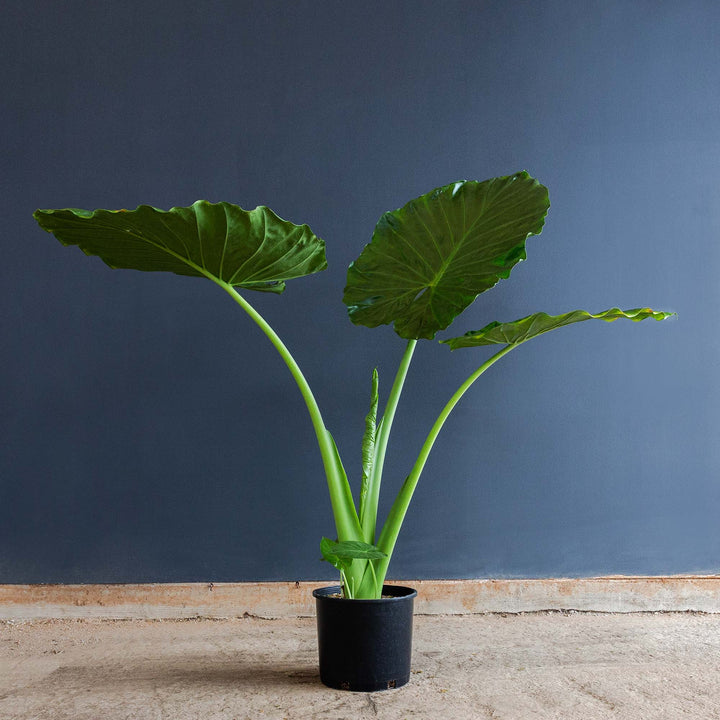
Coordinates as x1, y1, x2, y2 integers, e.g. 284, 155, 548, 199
2, 1, 718, 582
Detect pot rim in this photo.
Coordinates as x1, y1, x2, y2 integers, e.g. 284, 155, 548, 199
313, 584, 417, 602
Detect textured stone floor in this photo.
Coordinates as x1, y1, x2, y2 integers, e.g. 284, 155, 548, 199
2, 613, 720, 719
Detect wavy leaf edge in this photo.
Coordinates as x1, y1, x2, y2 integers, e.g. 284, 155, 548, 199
442, 307, 676, 350
343, 171, 551, 340
33, 200, 327, 294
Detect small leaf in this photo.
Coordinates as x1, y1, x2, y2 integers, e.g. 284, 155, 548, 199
442, 307, 675, 350
320, 537, 386, 564
332, 540, 387, 560
359, 368, 379, 524
34, 201, 327, 293
343, 172, 550, 339
320, 537, 350, 573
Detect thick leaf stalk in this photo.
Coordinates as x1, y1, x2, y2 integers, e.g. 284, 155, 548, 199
373, 344, 517, 583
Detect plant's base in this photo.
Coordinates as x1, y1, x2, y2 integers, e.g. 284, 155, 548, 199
313, 585, 417, 692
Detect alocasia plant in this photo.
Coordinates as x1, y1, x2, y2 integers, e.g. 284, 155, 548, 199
34, 171, 672, 599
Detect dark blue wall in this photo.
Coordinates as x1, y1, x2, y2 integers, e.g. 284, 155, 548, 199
2, 1, 717, 582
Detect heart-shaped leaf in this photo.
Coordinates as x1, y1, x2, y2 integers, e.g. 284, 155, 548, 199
442, 307, 675, 350
343, 172, 550, 339
33, 201, 326, 293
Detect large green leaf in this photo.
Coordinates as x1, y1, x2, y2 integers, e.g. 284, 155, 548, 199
442, 307, 674, 349
33, 201, 327, 293
343, 172, 550, 339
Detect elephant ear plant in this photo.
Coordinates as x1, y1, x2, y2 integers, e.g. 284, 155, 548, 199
34, 171, 672, 599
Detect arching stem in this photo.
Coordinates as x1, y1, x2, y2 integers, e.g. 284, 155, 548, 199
216, 281, 361, 542
374, 343, 519, 581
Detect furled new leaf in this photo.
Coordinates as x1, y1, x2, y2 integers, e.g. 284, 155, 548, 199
343, 172, 550, 339
442, 307, 674, 350
359, 368, 379, 525
33, 201, 327, 293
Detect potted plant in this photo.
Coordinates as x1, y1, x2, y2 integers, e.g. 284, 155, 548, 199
34, 171, 672, 691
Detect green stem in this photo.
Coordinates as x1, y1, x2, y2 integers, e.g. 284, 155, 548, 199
361, 339, 417, 543
375, 343, 519, 578
340, 569, 352, 598
368, 560, 380, 596
216, 282, 361, 542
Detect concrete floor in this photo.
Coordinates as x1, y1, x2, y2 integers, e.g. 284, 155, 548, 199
1, 613, 720, 719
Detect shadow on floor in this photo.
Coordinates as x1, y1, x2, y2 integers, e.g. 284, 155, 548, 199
39, 656, 322, 692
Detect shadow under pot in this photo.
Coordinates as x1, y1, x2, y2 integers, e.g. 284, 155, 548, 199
312, 584, 417, 692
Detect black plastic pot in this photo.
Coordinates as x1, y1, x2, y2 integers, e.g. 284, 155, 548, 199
313, 584, 417, 692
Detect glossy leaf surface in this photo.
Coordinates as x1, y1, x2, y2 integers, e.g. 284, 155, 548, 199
344, 172, 550, 339
442, 307, 674, 349
34, 201, 326, 293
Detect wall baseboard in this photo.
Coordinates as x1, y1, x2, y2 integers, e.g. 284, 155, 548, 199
1, 576, 719, 620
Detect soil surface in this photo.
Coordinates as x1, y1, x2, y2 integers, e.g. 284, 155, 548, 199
1, 612, 720, 719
